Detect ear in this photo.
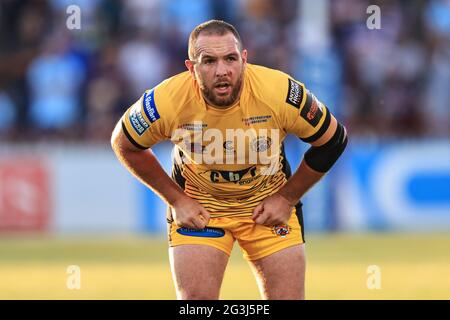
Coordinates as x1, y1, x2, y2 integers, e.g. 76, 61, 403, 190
185, 59, 195, 76
241, 49, 248, 65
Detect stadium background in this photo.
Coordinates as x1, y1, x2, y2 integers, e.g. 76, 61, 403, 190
0, 0, 449, 299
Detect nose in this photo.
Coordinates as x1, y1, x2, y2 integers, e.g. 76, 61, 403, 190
215, 59, 229, 78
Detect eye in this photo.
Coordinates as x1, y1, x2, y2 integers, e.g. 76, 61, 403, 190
226, 56, 237, 62
203, 58, 215, 65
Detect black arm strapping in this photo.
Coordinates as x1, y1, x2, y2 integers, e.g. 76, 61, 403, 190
304, 122, 348, 173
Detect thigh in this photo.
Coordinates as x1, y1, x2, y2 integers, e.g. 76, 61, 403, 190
169, 244, 229, 300
167, 209, 235, 257
249, 244, 306, 300
235, 207, 305, 261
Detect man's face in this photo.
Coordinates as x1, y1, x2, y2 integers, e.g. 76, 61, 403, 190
186, 33, 247, 108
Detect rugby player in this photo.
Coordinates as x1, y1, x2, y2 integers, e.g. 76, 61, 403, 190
111, 20, 347, 300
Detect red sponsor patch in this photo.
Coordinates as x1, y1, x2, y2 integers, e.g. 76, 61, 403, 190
300, 92, 323, 127
307, 98, 320, 120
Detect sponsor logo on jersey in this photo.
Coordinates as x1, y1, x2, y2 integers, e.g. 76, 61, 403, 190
176, 227, 225, 238
143, 89, 160, 123
250, 137, 272, 152
286, 79, 303, 108
171, 123, 280, 172
238, 176, 259, 185
129, 104, 149, 135
177, 123, 208, 130
202, 166, 257, 183
223, 141, 235, 154
242, 115, 272, 125
300, 92, 323, 127
272, 224, 291, 238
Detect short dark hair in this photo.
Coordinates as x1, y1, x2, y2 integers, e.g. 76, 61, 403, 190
188, 20, 243, 60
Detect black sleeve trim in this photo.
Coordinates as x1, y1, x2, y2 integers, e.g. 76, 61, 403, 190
300, 106, 331, 143
121, 121, 148, 150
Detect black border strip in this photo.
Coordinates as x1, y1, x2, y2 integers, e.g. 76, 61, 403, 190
0, 300, 436, 317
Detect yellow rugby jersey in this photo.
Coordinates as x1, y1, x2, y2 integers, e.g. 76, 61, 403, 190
122, 64, 331, 217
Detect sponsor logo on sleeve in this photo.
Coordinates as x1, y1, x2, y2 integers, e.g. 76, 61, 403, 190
143, 89, 160, 123
300, 92, 324, 127
286, 79, 303, 108
129, 103, 149, 135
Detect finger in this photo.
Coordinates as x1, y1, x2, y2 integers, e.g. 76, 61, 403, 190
193, 216, 207, 229
261, 211, 277, 226
264, 217, 277, 227
252, 203, 264, 220
176, 220, 196, 229
265, 212, 289, 226
254, 212, 268, 225
271, 210, 291, 226
199, 207, 210, 225
174, 217, 186, 228
190, 219, 201, 230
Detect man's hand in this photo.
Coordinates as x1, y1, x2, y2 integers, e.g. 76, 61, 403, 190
172, 195, 211, 229
252, 193, 294, 226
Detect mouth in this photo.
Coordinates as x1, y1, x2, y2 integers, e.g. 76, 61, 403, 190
214, 82, 232, 95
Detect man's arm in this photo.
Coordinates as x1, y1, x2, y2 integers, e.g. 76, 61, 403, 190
252, 114, 348, 226
278, 115, 348, 205
111, 120, 210, 229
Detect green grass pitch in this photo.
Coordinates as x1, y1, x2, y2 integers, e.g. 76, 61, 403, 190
0, 233, 449, 299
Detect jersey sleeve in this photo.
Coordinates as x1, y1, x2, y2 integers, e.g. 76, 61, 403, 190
121, 86, 172, 149
280, 78, 332, 143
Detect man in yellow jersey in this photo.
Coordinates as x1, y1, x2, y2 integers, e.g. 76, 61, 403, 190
111, 20, 347, 300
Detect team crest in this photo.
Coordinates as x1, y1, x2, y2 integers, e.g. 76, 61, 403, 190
272, 224, 291, 238
250, 137, 272, 152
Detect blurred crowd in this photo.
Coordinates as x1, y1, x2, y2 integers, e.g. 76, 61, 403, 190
0, 0, 449, 143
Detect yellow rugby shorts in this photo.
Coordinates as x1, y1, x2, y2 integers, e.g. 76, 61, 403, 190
167, 204, 305, 261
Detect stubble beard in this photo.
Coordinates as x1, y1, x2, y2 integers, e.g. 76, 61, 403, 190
200, 72, 244, 108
